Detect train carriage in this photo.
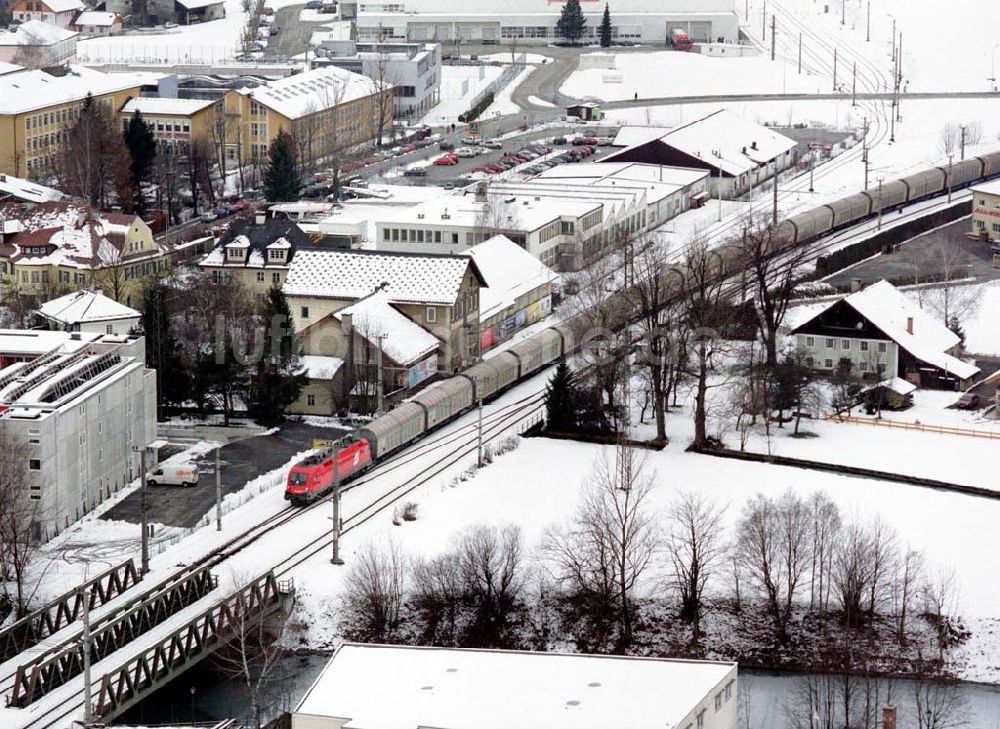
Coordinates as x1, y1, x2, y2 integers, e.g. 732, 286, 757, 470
944, 158, 984, 188
507, 328, 563, 377
825, 193, 871, 228
459, 360, 504, 402
979, 151, 1000, 178
864, 179, 908, 212
900, 168, 946, 201
410, 377, 474, 429
356, 402, 426, 461
784, 206, 834, 245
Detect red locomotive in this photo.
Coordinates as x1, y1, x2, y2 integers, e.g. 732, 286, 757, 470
285, 436, 372, 505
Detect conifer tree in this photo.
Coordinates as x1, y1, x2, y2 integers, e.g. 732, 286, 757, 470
545, 359, 578, 431
556, 0, 587, 44
599, 3, 612, 48
123, 111, 157, 216
141, 278, 188, 417
263, 129, 301, 202
250, 285, 307, 425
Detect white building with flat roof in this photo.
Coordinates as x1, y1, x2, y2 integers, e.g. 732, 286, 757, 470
352, 0, 739, 46
0, 330, 156, 541
292, 644, 739, 729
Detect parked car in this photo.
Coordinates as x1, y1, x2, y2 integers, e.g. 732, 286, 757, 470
596, 136, 614, 146
304, 0, 322, 8
552, 136, 568, 145
483, 139, 502, 149
402, 143, 417, 153
434, 154, 459, 165
262, 5, 275, 13
403, 167, 428, 177
956, 393, 981, 409
573, 136, 599, 145
147, 463, 199, 488
578, 146, 594, 157
199, 210, 218, 223
213, 204, 231, 217
463, 135, 480, 145
456, 146, 477, 158
485, 163, 505, 173
269, 25, 279, 35
439, 140, 455, 151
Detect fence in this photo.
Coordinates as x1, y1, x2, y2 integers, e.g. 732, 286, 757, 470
827, 414, 1000, 440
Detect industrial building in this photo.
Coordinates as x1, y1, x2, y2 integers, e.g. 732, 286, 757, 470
292, 644, 739, 729
350, 0, 739, 46
0, 330, 157, 541
970, 179, 1000, 246
604, 111, 798, 198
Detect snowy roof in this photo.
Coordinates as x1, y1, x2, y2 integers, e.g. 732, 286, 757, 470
0, 173, 65, 203
121, 96, 215, 116
611, 126, 672, 147
294, 644, 736, 729
283, 249, 482, 305
795, 280, 980, 380
878, 377, 917, 396
535, 161, 707, 189
0, 329, 100, 357
972, 179, 1000, 197
39, 290, 140, 326
74, 11, 121, 25
300, 354, 343, 380
175, 0, 224, 8
0, 65, 163, 115
201, 219, 305, 269
0, 19, 77, 46
334, 291, 439, 365
464, 235, 558, 320
238, 66, 382, 120
40, 0, 84, 12
0, 61, 22, 76
608, 111, 797, 177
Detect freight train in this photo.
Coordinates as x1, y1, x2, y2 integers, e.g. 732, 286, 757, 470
284, 151, 1000, 503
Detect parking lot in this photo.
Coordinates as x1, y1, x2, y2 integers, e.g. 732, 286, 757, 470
99, 421, 349, 529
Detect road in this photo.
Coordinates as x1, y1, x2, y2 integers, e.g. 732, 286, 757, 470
265, 3, 330, 60
99, 421, 348, 528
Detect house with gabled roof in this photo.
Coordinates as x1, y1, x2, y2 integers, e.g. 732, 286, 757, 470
37, 288, 140, 334
0, 201, 173, 306
790, 280, 980, 391
10, 0, 84, 28
283, 248, 486, 372
199, 217, 309, 297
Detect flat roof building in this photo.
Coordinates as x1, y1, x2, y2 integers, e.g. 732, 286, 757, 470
970, 179, 1000, 248
292, 644, 739, 729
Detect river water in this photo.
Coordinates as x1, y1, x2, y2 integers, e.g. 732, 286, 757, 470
121, 653, 1000, 728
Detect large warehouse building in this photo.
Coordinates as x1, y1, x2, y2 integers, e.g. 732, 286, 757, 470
351, 0, 739, 46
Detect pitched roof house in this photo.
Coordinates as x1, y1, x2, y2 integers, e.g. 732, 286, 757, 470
791, 280, 980, 390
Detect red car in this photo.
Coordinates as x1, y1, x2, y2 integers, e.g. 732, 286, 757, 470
402, 144, 417, 153
342, 161, 364, 173
485, 163, 505, 173
579, 146, 594, 156
285, 437, 372, 505
956, 393, 981, 409
573, 136, 599, 145
434, 154, 459, 165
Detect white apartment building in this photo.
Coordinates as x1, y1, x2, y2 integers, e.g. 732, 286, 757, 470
292, 644, 739, 729
351, 0, 739, 45
314, 41, 441, 118
0, 330, 156, 542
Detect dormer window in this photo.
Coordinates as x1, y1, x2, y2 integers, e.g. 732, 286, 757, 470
226, 248, 245, 260
268, 248, 286, 261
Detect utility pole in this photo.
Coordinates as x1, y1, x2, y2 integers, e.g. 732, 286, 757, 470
762, 0, 766, 40
866, 0, 870, 42
330, 450, 343, 565
798, 33, 802, 74
960, 124, 967, 160
852, 61, 857, 105
772, 169, 778, 224
841, 0, 845, 25
717, 166, 723, 223
877, 178, 884, 229
376, 334, 386, 416
82, 586, 93, 724
948, 155, 954, 203
745, 0, 748, 21
863, 116, 870, 189
809, 162, 814, 192
833, 47, 837, 91
770, 15, 775, 61
476, 400, 484, 467
897, 33, 903, 122
215, 446, 222, 532
137, 446, 148, 575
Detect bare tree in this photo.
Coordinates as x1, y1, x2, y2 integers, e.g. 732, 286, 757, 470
544, 443, 658, 651
456, 523, 524, 647
342, 539, 407, 642
0, 431, 42, 617
919, 237, 977, 329
412, 553, 463, 644
808, 492, 841, 616
939, 123, 959, 156
366, 38, 397, 146
833, 520, 875, 628
893, 547, 924, 645
58, 95, 129, 207
913, 673, 969, 729
964, 121, 983, 147
93, 244, 129, 303
922, 565, 959, 664
738, 217, 811, 366
664, 491, 727, 644
736, 490, 812, 644
211, 572, 288, 729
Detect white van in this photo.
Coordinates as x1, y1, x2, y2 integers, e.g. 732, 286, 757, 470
147, 463, 200, 488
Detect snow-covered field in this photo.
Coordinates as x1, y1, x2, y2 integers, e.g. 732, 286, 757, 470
420, 65, 506, 124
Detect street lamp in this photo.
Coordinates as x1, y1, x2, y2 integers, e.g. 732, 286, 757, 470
990, 42, 1000, 91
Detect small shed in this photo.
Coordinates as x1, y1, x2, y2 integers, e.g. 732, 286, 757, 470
866, 377, 916, 411
566, 102, 602, 121
37, 289, 141, 335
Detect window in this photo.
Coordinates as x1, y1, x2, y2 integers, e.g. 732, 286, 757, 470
257, 271, 265, 282
805, 336, 814, 347
268, 249, 284, 260
697, 711, 705, 729
992, 222, 1000, 233
29, 458, 41, 470
825, 338, 834, 349
714, 692, 722, 711
842, 339, 850, 350
860, 361, 869, 372
860, 340, 869, 351
878, 342, 887, 353
300, 306, 309, 319
106, 324, 113, 334
272, 272, 281, 283
426, 306, 436, 323
725, 681, 733, 700
307, 393, 316, 406
806, 356, 814, 367
824, 358, 833, 368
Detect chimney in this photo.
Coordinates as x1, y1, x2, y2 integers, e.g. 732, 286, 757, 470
906, 316, 913, 334
850, 277, 862, 292
882, 706, 897, 729
474, 181, 488, 203
751, 141, 758, 150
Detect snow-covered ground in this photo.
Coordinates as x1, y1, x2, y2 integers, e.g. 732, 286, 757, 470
480, 65, 532, 117
420, 65, 505, 124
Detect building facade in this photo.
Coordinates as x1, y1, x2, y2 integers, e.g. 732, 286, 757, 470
314, 41, 441, 118
0, 20, 78, 69
72, 11, 124, 36
353, 0, 739, 45
0, 331, 157, 542
198, 217, 308, 297
970, 179, 1000, 245
120, 96, 220, 155
9, 0, 84, 28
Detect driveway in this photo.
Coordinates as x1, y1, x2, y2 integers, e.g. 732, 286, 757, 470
98, 421, 350, 528
265, 4, 331, 60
